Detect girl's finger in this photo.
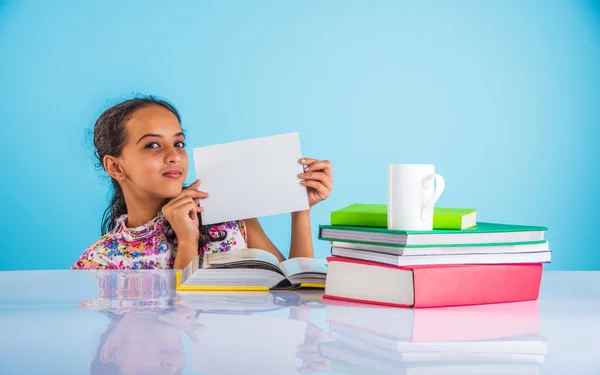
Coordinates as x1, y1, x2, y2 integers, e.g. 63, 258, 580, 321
171, 198, 199, 213
180, 190, 208, 199
194, 198, 204, 212
296, 351, 321, 362
185, 330, 199, 343
305, 160, 332, 175
298, 171, 332, 190
299, 157, 317, 165
165, 195, 193, 209
189, 324, 205, 331
184, 179, 201, 190
165, 190, 207, 208
301, 180, 330, 197
297, 344, 317, 352
307, 362, 330, 372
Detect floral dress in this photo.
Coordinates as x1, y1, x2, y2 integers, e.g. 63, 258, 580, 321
71, 212, 248, 270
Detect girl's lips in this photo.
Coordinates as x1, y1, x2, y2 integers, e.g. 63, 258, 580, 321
163, 171, 182, 179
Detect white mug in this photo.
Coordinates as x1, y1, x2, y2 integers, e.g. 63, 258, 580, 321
387, 164, 445, 231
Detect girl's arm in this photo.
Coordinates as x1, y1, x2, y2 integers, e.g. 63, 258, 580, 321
289, 210, 314, 258
173, 240, 200, 269
245, 218, 286, 262
246, 210, 314, 262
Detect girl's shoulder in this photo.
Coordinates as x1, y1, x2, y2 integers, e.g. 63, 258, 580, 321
71, 213, 175, 270
71, 231, 121, 270
203, 220, 249, 254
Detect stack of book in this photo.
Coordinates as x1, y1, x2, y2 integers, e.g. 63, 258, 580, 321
318, 204, 551, 308
319, 300, 547, 374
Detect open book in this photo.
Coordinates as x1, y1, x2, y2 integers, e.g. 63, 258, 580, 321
176, 248, 328, 291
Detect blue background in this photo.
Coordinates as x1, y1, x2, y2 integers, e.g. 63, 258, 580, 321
0, 0, 598, 271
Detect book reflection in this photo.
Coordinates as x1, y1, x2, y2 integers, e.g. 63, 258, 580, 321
321, 300, 547, 375
80, 270, 330, 375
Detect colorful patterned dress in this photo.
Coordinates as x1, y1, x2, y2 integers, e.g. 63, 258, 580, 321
71, 212, 248, 270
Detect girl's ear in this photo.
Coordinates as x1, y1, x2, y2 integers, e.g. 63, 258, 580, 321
104, 155, 126, 181
100, 336, 123, 363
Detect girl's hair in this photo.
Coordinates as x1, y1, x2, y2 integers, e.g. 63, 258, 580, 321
92, 95, 225, 249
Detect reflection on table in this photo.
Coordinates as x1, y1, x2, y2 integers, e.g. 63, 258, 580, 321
1, 269, 600, 374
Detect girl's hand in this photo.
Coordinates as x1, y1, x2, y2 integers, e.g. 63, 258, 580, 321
162, 179, 207, 245
298, 158, 333, 208
296, 323, 333, 373
158, 306, 204, 343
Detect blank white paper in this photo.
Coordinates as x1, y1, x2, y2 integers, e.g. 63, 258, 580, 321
192, 132, 309, 225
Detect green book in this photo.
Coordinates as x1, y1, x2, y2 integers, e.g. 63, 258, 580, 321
320, 348, 392, 375
330, 203, 477, 230
318, 222, 548, 248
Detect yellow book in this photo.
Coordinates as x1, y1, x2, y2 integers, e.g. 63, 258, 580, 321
176, 248, 327, 291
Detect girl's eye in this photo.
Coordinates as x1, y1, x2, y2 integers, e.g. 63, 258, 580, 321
175, 141, 185, 148
145, 142, 160, 149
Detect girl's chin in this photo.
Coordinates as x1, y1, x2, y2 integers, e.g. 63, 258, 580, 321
157, 187, 184, 199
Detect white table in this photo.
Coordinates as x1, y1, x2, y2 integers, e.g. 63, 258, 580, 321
1, 270, 599, 374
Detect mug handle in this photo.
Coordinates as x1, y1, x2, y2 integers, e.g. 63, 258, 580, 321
421, 173, 445, 221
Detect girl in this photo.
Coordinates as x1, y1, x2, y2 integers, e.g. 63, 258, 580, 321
72, 96, 333, 270
91, 310, 200, 375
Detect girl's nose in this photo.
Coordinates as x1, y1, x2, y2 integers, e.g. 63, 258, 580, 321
165, 147, 181, 164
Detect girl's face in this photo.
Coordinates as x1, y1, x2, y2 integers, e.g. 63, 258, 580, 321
103, 315, 186, 375
117, 105, 188, 199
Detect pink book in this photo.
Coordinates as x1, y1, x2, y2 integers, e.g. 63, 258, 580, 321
323, 257, 543, 308
325, 299, 541, 342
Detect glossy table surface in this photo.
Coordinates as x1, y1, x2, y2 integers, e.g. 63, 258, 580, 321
1, 270, 599, 375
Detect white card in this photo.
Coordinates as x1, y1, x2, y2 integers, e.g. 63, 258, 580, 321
192, 132, 309, 225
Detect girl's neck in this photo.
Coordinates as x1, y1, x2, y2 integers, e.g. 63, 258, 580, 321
110, 313, 155, 336
123, 193, 168, 228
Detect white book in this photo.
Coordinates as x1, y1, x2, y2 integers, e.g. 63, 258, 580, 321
192, 132, 309, 225
330, 329, 547, 360
330, 247, 551, 267
330, 240, 550, 256
319, 341, 542, 375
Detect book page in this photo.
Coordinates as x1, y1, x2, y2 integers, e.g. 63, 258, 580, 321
202, 248, 282, 270
280, 257, 328, 278
192, 132, 309, 225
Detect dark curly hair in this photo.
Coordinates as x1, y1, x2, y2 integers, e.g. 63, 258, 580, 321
92, 95, 225, 249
